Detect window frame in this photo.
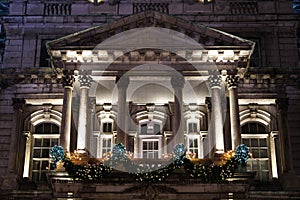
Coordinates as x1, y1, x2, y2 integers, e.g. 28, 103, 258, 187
30, 123, 60, 182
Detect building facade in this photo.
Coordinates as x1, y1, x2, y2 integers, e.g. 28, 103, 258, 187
0, 0, 300, 199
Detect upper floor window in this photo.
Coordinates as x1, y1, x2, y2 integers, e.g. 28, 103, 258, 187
188, 122, 198, 133
102, 122, 113, 133
140, 122, 161, 135
241, 122, 267, 134
32, 123, 60, 182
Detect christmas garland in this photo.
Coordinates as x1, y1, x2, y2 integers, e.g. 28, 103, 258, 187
50, 144, 250, 183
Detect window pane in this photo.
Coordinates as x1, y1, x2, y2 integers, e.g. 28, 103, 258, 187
258, 124, 266, 133
249, 123, 257, 133
51, 139, 59, 146
43, 139, 50, 147
251, 138, 258, 147
154, 141, 158, 149
33, 160, 40, 170
41, 161, 49, 170
33, 149, 41, 158
44, 123, 52, 134
242, 139, 250, 146
252, 149, 259, 158
260, 149, 268, 158
42, 149, 50, 158
103, 123, 107, 132
34, 139, 42, 147
141, 124, 147, 135
241, 124, 249, 133
35, 124, 43, 134
260, 138, 267, 147
143, 141, 147, 149
52, 125, 59, 134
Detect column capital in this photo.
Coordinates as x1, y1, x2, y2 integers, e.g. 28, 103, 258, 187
207, 74, 222, 89
276, 98, 289, 110
116, 76, 130, 89
226, 75, 239, 89
171, 75, 185, 89
12, 98, 26, 111
62, 74, 75, 88
79, 75, 93, 88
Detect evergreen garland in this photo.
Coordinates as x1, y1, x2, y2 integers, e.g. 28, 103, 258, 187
50, 144, 248, 183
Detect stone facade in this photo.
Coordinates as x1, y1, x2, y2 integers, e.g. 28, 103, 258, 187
0, 0, 300, 199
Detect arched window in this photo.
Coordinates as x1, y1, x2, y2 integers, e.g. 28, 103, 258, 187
241, 122, 270, 182
31, 123, 60, 182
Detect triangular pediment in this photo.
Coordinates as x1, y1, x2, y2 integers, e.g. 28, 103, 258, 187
47, 11, 254, 50
47, 11, 255, 75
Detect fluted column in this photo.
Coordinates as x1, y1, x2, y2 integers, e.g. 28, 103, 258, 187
116, 76, 129, 145
60, 72, 74, 151
171, 75, 185, 145
77, 74, 92, 151
208, 74, 224, 154
226, 75, 241, 150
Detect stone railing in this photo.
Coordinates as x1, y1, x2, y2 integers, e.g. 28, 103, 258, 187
133, 3, 169, 14
230, 1, 258, 14
44, 3, 72, 16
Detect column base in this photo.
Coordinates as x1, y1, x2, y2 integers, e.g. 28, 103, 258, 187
281, 171, 300, 191
1, 173, 19, 190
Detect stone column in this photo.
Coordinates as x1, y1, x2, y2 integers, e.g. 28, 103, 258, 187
226, 75, 241, 150
2, 98, 25, 190
205, 97, 214, 158
270, 131, 279, 178
8, 98, 25, 174
276, 98, 294, 173
60, 72, 74, 151
171, 76, 185, 145
77, 74, 92, 151
116, 76, 129, 145
208, 74, 224, 154
22, 131, 32, 178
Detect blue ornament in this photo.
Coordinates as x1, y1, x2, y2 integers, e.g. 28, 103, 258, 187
111, 143, 126, 161
173, 143, 187, 164
235, 144, 250, 165
50, 145, 65, 165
